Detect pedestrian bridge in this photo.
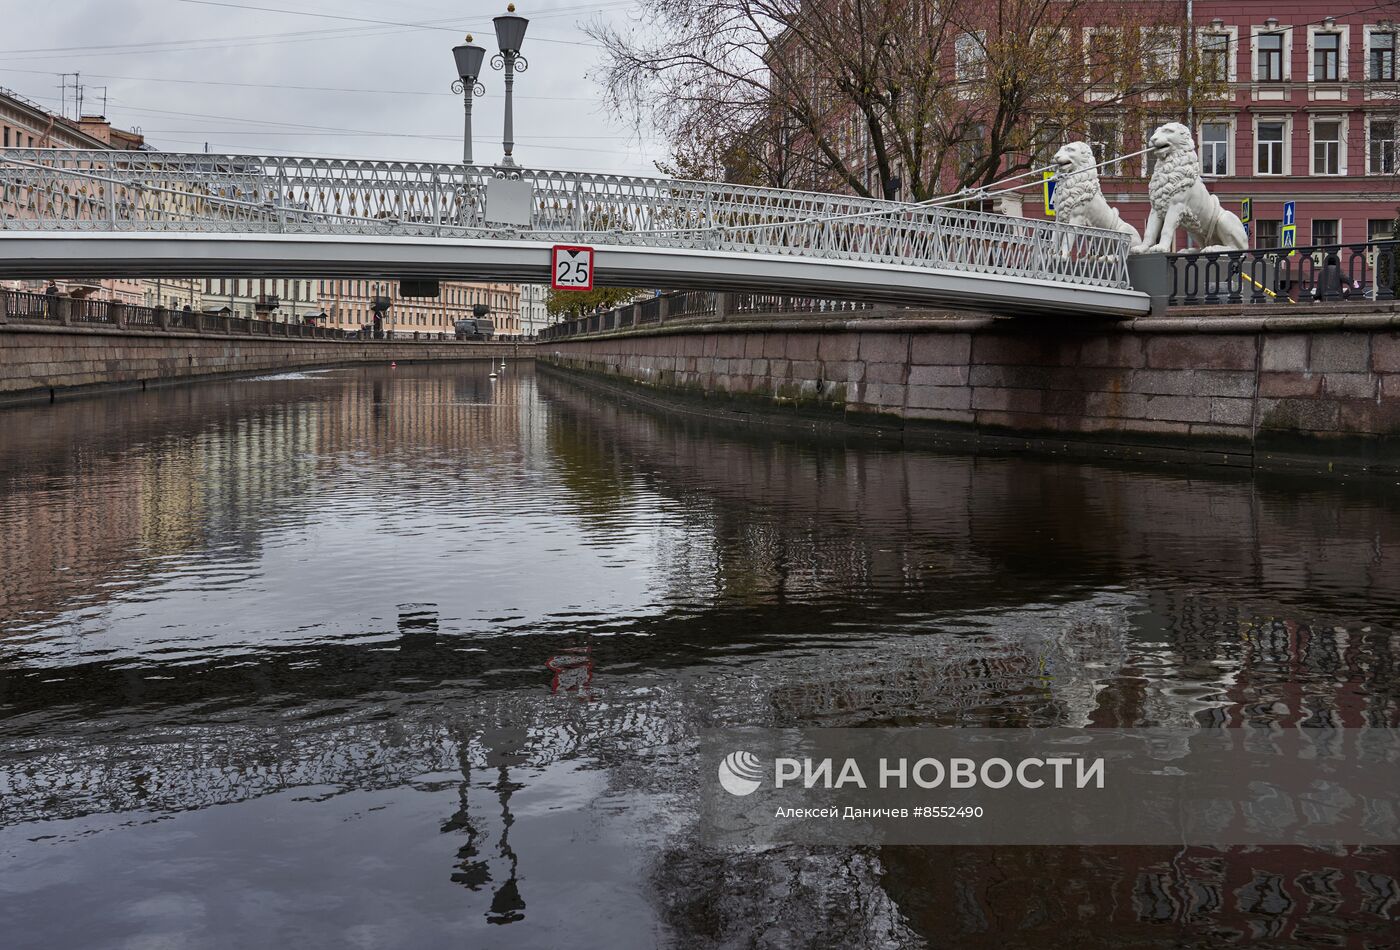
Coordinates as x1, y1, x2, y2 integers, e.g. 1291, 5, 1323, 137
0, 149, 1148, 317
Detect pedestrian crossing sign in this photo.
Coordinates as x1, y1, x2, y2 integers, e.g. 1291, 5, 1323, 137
1043, 170, 1056, 216
1281, 223, 1297, 254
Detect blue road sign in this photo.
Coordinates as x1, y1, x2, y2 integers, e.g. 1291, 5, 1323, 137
1281, 224, 1297, 249
1283, 201, 1295, 226
1043, 171, 1056, 216
1240, 198, 1251, 223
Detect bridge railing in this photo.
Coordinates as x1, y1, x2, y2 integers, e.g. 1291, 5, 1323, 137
730, 293, 874, 316
537, 289, 885, 340
1165, 241, 1399, 306
0, 149, 1133, 292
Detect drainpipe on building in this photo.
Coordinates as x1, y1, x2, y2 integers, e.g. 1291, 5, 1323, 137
1185, 0, 1194, 130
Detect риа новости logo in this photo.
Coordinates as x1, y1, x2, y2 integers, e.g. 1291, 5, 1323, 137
718, 750, 764, 796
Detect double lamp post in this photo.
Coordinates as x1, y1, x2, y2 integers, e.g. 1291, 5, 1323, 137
452, 4, 529, 166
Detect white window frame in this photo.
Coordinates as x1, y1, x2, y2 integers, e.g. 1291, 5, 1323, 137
1087, 118, 1123, 176
1083, 27, 1121, 99
1198, 118, 1233, 177
1140, 25, 1179, 98
1254, 116, 1291, 175
1251, 26, 1292, 83
1310, 218, 1341, 246
955, 31, 987, 85
1307, 25, 1348, 83
1366, 115, 1398, 174
1196, 26, 1239, 86
1365, 26, 1400, 94
1310, 115, 1346, 175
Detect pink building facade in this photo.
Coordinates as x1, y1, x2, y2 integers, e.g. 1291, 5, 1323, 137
1021, 3, 1400, 249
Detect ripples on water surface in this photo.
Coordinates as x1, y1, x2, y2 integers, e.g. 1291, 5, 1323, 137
0, 362, 1396, 949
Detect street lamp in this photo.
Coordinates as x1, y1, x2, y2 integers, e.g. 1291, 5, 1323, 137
451, 35, 487, 164
492, 4, 529, 167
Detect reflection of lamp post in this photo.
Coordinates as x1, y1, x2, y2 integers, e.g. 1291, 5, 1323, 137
451, 35, 486, 164
491, 4, 529, 167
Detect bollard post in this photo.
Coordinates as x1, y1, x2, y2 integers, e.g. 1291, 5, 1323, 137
156, 306, 171, 330
112, 303, 128, 329
657, 294, 668, 325
59, 297, 74, 326
715, 292, 731, 322
0, 290, 8, 325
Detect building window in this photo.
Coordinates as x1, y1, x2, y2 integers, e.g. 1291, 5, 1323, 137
1090, 119, 1121, 175
957, 123, 987, 176
1142, 26, 1177, 81
1200, 121, 1229, 175
1369, 219, 1395, 242
1201, 32, 1230, 82
1256, 121, 1286, 174
1311, 219, 1339, 246
1257, 32, 1285, 81
955, 32, 986, 84
1255, 220, 1281, 247
1312, 32, 1341, 81
1372, 31, 1397, 79
1312, 119, 1342, 175
1370, 120, 1397, 173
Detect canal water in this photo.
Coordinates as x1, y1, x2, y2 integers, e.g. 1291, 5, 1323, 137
0, 362, 1395, 949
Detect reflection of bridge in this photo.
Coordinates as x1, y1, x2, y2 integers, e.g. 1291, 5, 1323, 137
0, 150, 1148, 316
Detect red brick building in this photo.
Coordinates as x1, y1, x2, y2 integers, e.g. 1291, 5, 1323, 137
1019, 3, 1400, 249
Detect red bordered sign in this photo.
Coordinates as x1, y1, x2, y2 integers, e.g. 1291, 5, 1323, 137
551, 244, 594, 291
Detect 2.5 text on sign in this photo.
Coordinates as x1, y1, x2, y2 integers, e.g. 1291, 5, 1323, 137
551, 245, 594, 291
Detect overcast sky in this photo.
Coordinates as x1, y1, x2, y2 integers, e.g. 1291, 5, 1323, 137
1, 0, 667, 175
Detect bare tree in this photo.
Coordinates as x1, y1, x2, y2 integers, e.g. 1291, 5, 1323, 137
591, 0, 1224, 198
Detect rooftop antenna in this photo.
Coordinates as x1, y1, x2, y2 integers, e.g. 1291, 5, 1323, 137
58, 73, 78, 118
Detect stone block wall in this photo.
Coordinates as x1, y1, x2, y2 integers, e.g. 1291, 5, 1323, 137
0, 323, 522, 404
542, 312, 1400, 470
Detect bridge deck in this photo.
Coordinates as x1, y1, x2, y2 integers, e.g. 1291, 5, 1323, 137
0, 150, 1149, 317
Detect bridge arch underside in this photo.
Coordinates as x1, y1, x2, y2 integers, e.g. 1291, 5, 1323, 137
0, 233, 1149, 318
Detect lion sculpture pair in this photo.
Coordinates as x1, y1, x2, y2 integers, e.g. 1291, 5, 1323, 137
1051, 122, 1248, 254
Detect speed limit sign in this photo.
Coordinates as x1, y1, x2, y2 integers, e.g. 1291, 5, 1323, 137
551, 244, 594, 291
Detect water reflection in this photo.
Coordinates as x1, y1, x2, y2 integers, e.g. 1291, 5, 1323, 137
0, 362, 1395, 948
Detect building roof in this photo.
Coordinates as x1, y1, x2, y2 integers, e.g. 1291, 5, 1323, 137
0, 86, 145, 149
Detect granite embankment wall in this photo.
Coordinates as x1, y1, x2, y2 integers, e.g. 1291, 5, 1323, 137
542, 307, 1400, 471
0, 322, 528, 405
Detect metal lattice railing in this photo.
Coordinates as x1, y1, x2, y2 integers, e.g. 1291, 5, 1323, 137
0, 149, 1132, 290
1166, 241, 1399, 306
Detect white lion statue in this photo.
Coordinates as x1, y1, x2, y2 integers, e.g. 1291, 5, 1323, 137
1051, 141, 1141, 246
1134, 122, 1248, 254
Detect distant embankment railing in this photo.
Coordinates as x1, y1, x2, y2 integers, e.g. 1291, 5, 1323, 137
1166, 240, 1398, 306
0, 290, 476, 342
540, 290, 879, 339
